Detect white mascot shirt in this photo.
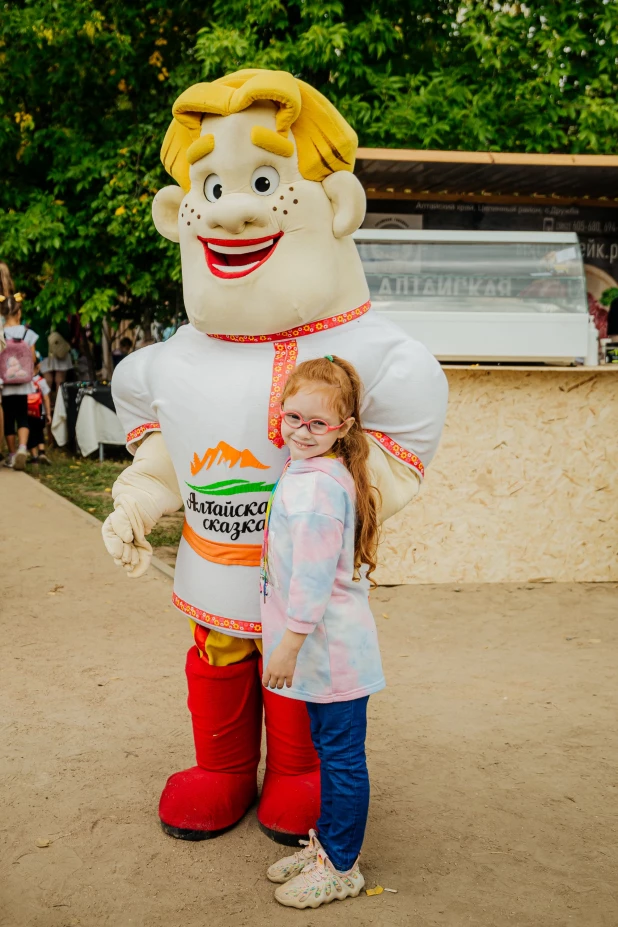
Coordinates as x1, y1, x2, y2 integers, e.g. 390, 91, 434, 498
112, 303, 447, 638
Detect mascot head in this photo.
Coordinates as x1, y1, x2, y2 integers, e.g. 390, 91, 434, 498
152, 69, 368, 336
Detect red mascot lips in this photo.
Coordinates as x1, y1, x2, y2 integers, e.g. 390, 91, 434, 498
198, 233, 283, 279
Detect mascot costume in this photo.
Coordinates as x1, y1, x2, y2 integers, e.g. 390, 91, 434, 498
102, 69, 448, 845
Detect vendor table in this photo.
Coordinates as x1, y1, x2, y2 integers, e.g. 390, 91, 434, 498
375, 365, 618, 585
51, 383, 126, 458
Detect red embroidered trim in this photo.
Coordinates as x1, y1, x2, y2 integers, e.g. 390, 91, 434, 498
365, 430, 425, 479
208, 301, 371, 343
126, 422, 160, 444
268, 340, 298, 449
172, 592, 262, 635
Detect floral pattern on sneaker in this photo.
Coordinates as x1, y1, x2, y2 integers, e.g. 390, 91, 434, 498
267, 829, 321, 884
274, 847, 365, 909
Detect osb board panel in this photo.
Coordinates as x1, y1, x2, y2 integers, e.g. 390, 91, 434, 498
376, 370, 618, 585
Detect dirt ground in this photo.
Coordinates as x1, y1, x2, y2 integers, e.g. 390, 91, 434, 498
1, 471, 617, 927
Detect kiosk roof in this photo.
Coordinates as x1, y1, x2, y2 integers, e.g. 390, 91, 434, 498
355, 148, 618, 204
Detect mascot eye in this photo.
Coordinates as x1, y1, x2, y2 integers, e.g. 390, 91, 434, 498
251, 166, 280, 196
204, 174, 223, 202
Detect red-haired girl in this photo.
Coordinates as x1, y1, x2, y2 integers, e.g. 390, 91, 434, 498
261, 355, 384, 908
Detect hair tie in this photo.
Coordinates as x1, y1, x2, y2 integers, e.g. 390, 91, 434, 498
324, 354, 333, 362
14, 293, 23, 302
0, 295, 5, 303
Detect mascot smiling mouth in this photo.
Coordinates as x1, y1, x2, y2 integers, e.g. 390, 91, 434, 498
198, 233, 283, 279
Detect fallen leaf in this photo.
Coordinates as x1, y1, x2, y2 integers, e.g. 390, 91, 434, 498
104, 488, 112, 493
35, 838, 50, 848
366, 886, 384, 896
382, 613, 389, 619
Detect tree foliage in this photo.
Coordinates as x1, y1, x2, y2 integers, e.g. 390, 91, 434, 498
0, 0, 198, 329
1, 0, 617, 330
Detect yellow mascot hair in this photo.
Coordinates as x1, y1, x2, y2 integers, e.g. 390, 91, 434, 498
161, 69, 358, 191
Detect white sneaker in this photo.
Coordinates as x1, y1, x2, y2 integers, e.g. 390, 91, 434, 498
13, 448, 27, 470
274, 847, 365, 908
267, 829, 321, 883
3, 454, 15, 469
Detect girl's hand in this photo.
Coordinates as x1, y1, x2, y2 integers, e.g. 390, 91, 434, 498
263, 644, 298, 689
263, 629, 307, 690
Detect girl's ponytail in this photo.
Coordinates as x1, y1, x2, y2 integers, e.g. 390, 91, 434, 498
329, 357, 380, 585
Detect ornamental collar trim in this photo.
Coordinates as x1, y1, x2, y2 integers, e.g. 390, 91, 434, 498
207, 301, 371, 344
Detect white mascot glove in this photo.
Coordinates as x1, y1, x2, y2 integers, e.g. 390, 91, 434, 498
102, 432, 183, 578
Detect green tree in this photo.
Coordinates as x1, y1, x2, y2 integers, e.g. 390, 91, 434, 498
0, 0, 203, 331
194, 0, 618, 152
1, 1, 617, 332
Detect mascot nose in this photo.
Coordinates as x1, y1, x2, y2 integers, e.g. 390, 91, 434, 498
206, 194, 269, 235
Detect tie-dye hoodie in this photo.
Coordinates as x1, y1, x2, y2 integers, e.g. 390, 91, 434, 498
260, 456, 385, 704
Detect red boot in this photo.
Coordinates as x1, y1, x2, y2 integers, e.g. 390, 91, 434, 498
258, 681, 321, 846
159, 646, 262, 840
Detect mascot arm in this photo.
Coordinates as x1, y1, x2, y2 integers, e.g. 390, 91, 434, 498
367, 438, 420, 524
102, 346, 182, 577
363, 332, 448, 521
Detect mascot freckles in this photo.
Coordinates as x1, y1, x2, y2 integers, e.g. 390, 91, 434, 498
102, 69, 448, 844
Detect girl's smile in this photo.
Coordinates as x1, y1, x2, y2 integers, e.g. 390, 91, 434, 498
290, 434, 316, 452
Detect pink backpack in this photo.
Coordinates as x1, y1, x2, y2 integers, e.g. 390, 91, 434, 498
0, 333, 34, 385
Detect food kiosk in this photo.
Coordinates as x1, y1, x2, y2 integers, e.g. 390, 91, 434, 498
353, 151, 618, 584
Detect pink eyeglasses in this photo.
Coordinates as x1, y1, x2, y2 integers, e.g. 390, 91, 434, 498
280, 409, 351, 436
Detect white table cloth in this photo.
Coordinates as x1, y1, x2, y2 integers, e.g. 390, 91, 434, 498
52, 389, 126, 457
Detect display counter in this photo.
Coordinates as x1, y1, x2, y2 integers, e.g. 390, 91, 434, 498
375, 365, 617, 585
354, 229, 590, 363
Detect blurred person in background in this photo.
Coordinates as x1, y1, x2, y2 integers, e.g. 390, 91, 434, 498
0, 294, 38, 469
0, 309, 5, 459
112, 336, 133, 367
28, 355, 52, 465
40, 320, 74, 395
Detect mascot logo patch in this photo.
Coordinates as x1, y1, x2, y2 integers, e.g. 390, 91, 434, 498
191, 441, 269, 475
187, 441, 274, 497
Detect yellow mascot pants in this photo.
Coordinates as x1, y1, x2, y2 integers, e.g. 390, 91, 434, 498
190, 620, 263, 666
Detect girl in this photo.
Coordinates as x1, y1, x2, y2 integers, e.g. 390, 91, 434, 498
260, 355, 384, 909
0, 294, 39, 470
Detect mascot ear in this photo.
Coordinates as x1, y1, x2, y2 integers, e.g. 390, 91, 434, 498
322, 172, 367, 239
152, 185, 185, 243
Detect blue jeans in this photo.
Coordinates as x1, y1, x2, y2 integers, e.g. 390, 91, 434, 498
306, 696, 370, 873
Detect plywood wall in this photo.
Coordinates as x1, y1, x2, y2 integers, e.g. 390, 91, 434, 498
376, 370, 618, 584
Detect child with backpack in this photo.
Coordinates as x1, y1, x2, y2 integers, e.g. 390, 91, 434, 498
0, 294, 38, 470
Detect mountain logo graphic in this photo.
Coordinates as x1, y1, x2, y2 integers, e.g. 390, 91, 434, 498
191, 441, 269, 476
187, 441, 275, 497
